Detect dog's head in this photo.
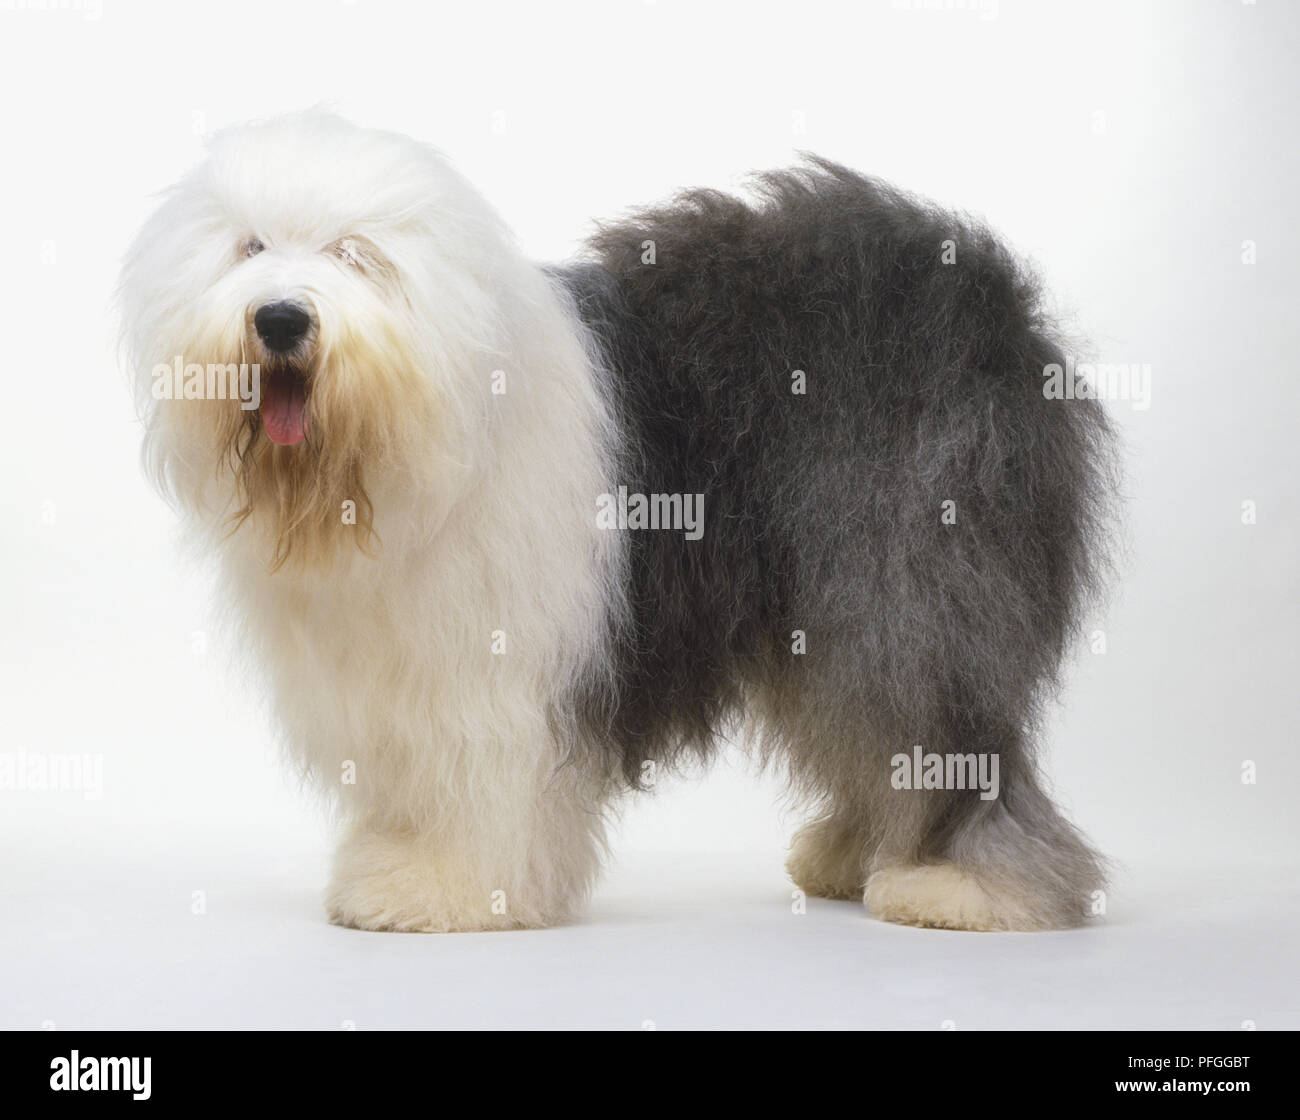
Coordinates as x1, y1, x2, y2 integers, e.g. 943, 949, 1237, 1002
119, 110, 512, 568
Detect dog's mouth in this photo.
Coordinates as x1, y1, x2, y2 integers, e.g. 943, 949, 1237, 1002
259, 367, 309, 447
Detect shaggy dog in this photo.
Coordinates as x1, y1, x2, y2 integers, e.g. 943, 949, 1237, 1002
119, 111, 1116, 933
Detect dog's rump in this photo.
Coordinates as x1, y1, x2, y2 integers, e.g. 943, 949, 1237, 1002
558, 159, 1116, 782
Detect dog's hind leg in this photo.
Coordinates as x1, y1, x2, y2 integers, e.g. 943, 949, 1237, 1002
787, 810, 870, 901
778, 357, 1112, 930
781, 683, 1103, 931
861, 698, 1105, 932
765, 672, 887, 904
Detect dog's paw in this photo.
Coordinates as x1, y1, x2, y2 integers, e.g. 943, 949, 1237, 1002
325, 884, 524, 933
326, 830, 536, 933
864, 864, 1049, 932
787, 822, 864, 900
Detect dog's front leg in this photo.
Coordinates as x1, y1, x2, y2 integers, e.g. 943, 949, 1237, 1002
325, 751, 606, 933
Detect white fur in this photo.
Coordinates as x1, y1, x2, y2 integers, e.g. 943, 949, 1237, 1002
119, 110, 623, 931
865, 865, 1041, 932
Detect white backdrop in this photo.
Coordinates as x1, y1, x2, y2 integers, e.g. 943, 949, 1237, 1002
1, 0, 1296, 1029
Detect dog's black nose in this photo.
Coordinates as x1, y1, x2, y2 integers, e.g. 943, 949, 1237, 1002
254, 301, 311, 353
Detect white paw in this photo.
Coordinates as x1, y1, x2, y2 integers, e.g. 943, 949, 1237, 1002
325, 830, 537, 933
864, 863, 1045, 932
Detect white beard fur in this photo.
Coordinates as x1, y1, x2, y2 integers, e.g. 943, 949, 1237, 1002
227, 267, 623, 932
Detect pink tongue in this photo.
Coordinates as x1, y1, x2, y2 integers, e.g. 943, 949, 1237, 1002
261, 379, 307, 446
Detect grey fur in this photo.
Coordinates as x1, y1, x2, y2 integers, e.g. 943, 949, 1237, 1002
561, 158, 1118, 929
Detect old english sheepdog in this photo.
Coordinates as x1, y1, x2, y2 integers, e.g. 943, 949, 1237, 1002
119, 111, 1117, 933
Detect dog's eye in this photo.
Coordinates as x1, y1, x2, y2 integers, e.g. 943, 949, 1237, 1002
331, 238, 362, 267
326, 236, 397, 286
243, 238, 265, 258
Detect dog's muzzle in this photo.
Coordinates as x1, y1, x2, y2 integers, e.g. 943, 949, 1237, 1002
253, 300, 314, 447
